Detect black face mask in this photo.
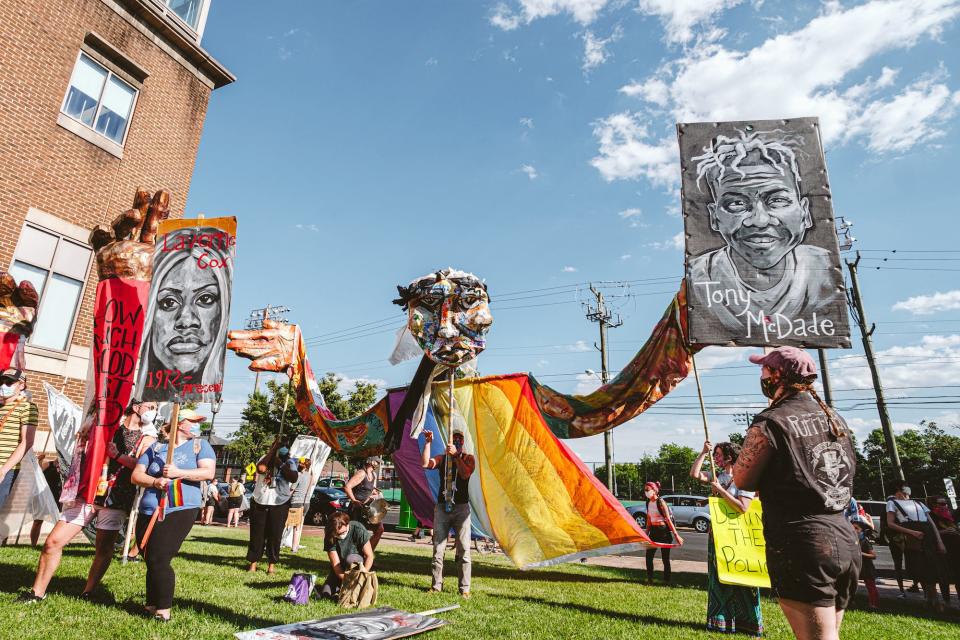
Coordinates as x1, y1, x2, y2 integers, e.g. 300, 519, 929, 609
760, 377, 779, 399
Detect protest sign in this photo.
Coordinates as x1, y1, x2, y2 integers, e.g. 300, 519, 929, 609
135, 217, 237, 403
709, 496, 770, 588
678, 118, 850, 348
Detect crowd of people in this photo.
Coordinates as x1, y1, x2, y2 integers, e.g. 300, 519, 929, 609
1, 349, 958, 638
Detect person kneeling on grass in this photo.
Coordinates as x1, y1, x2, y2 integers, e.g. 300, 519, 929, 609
320, 511, 374, 600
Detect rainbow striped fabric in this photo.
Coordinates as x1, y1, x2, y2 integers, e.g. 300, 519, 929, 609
428, 373, 660, 569
166, 479, 185, 509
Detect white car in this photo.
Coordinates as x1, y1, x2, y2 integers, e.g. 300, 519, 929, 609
627, 495, 711, 533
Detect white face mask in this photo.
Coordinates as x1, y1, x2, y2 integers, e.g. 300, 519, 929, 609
140, 409, 158, 425
644, 490, 654, 499
0, 384, 17, 398
337, 530, 349, 540
902, 487, 912, 497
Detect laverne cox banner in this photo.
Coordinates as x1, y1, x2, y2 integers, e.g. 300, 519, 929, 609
135, 217, 237, 403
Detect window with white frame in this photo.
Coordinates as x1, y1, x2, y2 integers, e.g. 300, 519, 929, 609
61, 52, 138, 146
163, 0, 211, 34
9, 224, 92, 352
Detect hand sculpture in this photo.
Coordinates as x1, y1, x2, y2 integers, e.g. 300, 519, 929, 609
0, 273, 39, 338
226, 319, 300, 377
89, 188, 169, 281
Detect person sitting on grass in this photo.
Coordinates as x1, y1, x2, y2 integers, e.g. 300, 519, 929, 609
320, 511, 374, 600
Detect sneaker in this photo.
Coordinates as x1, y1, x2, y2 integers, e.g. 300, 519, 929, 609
16, 590, 46, 605
426, 588, 441, 594
460, 591, 471, 599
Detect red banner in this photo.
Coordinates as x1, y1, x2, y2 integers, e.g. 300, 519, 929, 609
77, 277, 150, 504
0, 332, 20, 370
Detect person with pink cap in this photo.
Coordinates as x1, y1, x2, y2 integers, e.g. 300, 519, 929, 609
642, 480, 684, 585
733, 346, 859, 640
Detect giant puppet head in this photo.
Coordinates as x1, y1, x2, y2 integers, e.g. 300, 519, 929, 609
393, 268, 492, 367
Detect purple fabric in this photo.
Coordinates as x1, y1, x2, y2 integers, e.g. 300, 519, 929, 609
389, 390, 437, 528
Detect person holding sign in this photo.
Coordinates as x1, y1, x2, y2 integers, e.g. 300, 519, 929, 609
733, 347, 859, 640
131, 409, 215, 622
643, 481, 683, 585
690, 441, 763, 636
246, 438, 298, 575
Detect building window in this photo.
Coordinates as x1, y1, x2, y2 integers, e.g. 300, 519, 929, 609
166, 0, 204, 30
9, 224, 92, 352
61, 52, 137, 146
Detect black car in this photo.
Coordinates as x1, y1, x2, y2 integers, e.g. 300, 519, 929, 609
306, 486, 350, 526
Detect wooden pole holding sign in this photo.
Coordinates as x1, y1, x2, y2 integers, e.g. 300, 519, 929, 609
139, 401, 179, 551
690, 353, 717, 481
443, 369, 456, 513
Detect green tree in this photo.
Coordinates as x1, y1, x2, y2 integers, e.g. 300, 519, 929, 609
225, 374, 379, 469
595, 443, 700, 499
855, 421, 960, 500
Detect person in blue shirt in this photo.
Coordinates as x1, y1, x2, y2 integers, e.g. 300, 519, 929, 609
132, 408, 215, 622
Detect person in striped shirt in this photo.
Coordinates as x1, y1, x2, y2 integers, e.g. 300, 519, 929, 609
0, 368, 38, 510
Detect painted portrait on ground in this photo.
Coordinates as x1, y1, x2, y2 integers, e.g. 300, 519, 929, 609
135, 217, 237, 403
678, 117, 851, 348
234, 607, 447, 640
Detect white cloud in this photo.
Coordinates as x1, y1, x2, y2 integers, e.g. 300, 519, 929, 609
425, 57, 439, 67
582, 26, 622, 72
490, 0, 611, 29
829, 334, 960, 390
618, 207, 642, 219
621, 253, 632, 260
637, 0, 742, 44
520, 163, 539, 179
295, 223, 320, 232
562, 265, 578, 272
646, 231, 685, 250
520, 117, 535, 128
590, 112, 679, 186
567, 340, 591, 352
893, 290, 960, 315
334, 374, 387, 399
599, 0, 960, 185
846, 74, 960, 152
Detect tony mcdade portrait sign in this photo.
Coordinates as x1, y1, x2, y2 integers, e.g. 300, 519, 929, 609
678, 118, 851, 348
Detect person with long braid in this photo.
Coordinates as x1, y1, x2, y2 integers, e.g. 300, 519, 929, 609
734, 347, 859, 640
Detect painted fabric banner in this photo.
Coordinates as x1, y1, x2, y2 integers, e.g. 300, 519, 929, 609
76, 277, 150, 504
429, 373, 658, 569
43, 382, 82, 479
135, 217, 237, 403
234, 607, 448, 640
709, 497, 770, 588
678, 118, 850, 348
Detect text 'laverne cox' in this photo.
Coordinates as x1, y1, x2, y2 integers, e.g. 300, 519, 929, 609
160, 230, 236, 269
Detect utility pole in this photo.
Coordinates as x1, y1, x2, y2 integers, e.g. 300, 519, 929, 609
244, 305, 291, 395
586, 285, 622, 495
846, 252, 904, 482
817, 350, 834, 407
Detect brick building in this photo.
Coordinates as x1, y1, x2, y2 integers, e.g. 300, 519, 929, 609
0, 0, 233, 455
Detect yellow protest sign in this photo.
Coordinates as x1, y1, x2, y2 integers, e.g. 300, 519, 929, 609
245, 462, 256, 480
709, 496, 770, 588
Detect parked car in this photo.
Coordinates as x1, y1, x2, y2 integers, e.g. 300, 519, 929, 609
306, 486, 351, 526
317, 478, 346, 489
627, 494, 711, 533
859, 499, 889, 543
213, 481, 252, 521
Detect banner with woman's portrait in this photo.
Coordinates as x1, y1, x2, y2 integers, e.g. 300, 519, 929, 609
135, 217, 237, 403
678, 117, 851, 348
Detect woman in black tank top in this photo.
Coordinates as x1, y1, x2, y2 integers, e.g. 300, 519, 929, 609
345, 458, 384, 549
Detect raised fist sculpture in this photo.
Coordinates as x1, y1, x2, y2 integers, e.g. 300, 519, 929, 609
89, 188, 169, 281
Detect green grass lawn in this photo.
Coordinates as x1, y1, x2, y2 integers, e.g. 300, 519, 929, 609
0, 527, 956, 639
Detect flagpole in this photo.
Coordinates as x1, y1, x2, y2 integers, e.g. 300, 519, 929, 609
690, 353, 717, 481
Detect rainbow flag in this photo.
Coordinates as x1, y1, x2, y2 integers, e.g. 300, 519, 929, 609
166, 479, 185, 509
428, 373, 663, 569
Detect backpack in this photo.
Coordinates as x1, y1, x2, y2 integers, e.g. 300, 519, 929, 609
283, 573, 316, 605
337, 563, 378, 609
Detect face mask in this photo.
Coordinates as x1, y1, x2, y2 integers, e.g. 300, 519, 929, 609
337, 530, 349, 540
644, 490, 654, 499
760, 377, 779, 399
902, 487, 911, 497
140, 409, 158, 425
0, 384, 17, 398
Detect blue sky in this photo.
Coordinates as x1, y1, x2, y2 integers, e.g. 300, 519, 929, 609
187, 0, 960, 466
